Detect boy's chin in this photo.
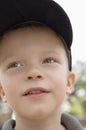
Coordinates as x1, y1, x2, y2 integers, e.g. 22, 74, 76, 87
17, 107, 56, 120
26, 109, 53, 120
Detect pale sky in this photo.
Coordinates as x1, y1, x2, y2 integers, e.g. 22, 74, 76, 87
55, 0, 86, 65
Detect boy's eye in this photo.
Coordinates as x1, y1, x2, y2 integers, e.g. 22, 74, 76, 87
7, 62, 23, 69
43, 57, 57, 64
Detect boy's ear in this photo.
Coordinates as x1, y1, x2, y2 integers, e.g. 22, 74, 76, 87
66, 72, 75, 95
0, 85, 7, 103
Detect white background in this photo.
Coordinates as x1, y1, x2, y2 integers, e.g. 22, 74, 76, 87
55, 0, 86, 65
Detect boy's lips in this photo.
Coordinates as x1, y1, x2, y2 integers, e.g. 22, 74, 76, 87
22, 87, 50, 97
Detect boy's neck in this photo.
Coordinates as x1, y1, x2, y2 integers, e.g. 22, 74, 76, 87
14, 112, 66, 130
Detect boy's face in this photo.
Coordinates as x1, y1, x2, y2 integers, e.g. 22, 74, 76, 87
0, 26, 75, 119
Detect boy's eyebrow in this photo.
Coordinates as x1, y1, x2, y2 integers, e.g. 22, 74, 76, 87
43, 51, 56, 53
0, 55, 14, 65
0, 51, 58, 64
42, 50, 62, 55
0, 50, 63, 64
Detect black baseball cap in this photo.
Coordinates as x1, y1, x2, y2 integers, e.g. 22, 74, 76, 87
0, 0, 73, 70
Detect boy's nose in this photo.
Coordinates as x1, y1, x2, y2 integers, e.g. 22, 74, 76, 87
25, 68, 44, 80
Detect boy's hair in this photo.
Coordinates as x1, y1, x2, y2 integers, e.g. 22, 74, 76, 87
0, 0, 73, 70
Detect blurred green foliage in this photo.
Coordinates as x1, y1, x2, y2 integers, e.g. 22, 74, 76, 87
68, 96, 84, 115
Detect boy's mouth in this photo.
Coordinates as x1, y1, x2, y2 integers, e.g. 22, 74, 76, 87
23, 87, 50, 97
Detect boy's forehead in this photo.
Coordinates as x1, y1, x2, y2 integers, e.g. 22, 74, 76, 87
0, 26, 68, 66
2, 24, 62, 39
1, 25, 65, 49
0, 25, 69, 63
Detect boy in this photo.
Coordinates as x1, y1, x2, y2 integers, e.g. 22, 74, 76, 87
0, 0, 83, 130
